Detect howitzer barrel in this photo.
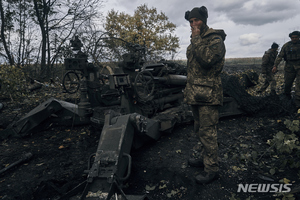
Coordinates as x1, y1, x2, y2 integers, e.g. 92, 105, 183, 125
158, 88, 183, 96
154, 93, 184, 105
153, 75, 187, 85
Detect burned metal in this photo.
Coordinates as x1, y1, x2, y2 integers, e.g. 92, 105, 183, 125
0, 97, 88, 139
63, 35, 119, 107
59, 110, 157, 200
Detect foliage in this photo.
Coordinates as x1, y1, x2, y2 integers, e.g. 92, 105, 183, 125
276, 193, 296, 200
267, 120, 300, 154
0, 65, 28, 100
227, 118, 299, 200
104, 4, 180, 61
265, 119, 300, 175
284, 119, 300, 134
268, 131, 300, 154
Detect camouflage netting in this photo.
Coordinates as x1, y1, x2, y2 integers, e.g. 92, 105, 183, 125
221, 73, 297, 117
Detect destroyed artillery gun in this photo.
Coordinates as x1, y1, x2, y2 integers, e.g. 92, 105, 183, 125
0, 36, 194, 138
57, 37, 196, 200
61, 36, 187, 118
61, 35, 191, 126
0, 36, 244, 199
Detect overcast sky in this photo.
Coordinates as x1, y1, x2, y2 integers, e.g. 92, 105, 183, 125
102, 0, 300, 59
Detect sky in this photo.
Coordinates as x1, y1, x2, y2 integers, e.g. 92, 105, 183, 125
101, 0, 300, 59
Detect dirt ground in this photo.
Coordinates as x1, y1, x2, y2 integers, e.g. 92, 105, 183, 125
0, 64, 300, 200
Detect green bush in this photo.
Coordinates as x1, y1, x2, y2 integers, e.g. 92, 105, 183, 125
0, 65, 28, 100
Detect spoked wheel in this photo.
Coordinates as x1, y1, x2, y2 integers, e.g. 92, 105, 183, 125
62, 71, 80, 94
134, 70, 155, 101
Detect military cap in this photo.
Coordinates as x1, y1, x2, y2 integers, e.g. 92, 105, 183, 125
271, 42, 279, 49
289, 31, 300, 37
185, 6, 208, 24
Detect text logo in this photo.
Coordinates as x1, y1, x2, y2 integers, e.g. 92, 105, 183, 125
237, 184, 292, 193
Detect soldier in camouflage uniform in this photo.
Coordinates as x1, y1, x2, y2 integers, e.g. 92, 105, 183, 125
273, 31, 300, 108
184, 6, 226, 184
257, 42, 279, 95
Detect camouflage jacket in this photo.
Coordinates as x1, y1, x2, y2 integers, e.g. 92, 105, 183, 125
184, 26, 226, 106
261, 49, 278, 74
274, 40, 300, 67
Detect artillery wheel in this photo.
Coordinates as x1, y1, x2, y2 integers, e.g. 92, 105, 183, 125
62, 71, 80, 94
134, 70, 155, 101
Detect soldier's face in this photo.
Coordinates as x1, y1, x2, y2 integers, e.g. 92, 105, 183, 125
189, 18, 204, 31
290, 35, 300, 44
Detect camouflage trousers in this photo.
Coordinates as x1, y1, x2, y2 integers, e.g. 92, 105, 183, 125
284, 63, 300, 107
258, 73, 276, 92
191, 105, 219, 173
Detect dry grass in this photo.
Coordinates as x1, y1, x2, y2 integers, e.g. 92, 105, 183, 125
225, 57, 262, 65
175, 57, 263, 65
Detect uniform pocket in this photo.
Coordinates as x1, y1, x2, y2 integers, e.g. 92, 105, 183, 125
192, 79, 214, 103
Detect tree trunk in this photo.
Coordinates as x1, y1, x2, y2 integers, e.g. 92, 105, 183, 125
0, 0, 14, 66
33, 0, 48, 79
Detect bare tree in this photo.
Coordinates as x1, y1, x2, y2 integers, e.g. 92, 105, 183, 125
31, 0, 104, 79
0, 0, 14, 65
0, 0, 105, 80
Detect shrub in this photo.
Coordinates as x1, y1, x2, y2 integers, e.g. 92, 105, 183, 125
0, 65, 28, 100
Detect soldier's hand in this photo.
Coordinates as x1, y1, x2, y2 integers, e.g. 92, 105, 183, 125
191, 26, 201, 38
272, 66, 278, 74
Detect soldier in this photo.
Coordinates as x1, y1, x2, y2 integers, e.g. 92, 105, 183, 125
184, 6, 226, 184
272, 31, 300, 109
257, 42, 279, 95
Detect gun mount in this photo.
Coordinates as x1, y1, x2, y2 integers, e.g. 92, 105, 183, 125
107, 70, 186, 117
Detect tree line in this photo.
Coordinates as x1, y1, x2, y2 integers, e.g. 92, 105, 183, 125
0, 1, 179, 80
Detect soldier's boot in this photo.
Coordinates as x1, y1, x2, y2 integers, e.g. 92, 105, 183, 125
270, 90, 276, 96
195, 171, 219, 184
188, 157, 204, 167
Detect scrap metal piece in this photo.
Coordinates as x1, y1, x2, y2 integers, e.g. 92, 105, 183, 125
0, 98, 63, 139
0, 98, 89, 140
130, 113, 160, 149
0, 152, 33, 175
